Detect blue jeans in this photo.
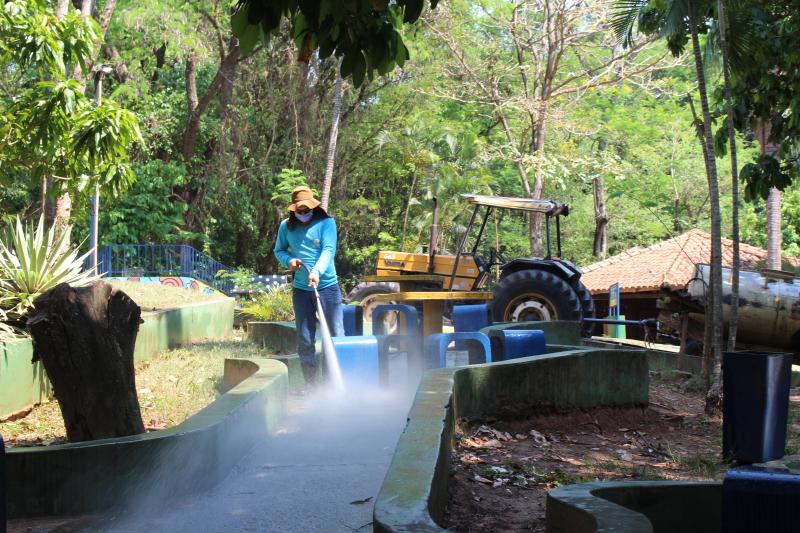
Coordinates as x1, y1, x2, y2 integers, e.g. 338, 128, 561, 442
293, 284, 344, 366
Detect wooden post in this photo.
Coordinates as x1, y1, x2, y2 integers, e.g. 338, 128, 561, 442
27, 281, 145, 442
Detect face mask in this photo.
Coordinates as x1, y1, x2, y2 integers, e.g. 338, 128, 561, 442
295, 210, 313, 223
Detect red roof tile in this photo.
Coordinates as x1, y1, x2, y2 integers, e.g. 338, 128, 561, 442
580, 229, 799, 295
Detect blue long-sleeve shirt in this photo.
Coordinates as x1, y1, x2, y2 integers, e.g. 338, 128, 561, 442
273, 215, 339, 291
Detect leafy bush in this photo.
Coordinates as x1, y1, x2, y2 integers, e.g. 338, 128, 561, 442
0, 215, 97, 320
240, 285, 294, 322
215, 266, 258, 292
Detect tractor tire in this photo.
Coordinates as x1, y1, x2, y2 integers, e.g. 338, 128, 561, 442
345, 282, 399, 323
570, 280, 596, 337
492, 269, 583, 323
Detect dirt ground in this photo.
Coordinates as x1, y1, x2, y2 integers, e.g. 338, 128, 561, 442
443, 375, 762, 533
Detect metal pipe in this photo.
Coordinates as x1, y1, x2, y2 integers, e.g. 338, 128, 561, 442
582, 318, 659, 328
471, 206, 491, 255
555, 215, 562, 258
545, 216, 552, 259
429, 197, 439, 273
449, 204, 480, 292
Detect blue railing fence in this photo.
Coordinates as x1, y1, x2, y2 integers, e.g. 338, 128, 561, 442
89, 244, 235, 294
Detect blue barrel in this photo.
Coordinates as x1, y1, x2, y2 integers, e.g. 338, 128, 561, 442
453, 304, 492, 333
488, 329, 546, 361
342, 305, 363, 336
332, 336, 380, 387
723, 465, 800, 532
723, 351, 792, 463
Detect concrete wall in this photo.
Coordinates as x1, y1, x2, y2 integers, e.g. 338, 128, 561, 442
547, 481, 722, 533
373, 347, 650, 532
0, 298, 234, 418
247, 321, 297, 354
134, 297, 235, 362
5, 357, 287, 518
0, 340, 50, 419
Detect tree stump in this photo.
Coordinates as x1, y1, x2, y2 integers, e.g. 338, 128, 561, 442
27, 281, 145, 442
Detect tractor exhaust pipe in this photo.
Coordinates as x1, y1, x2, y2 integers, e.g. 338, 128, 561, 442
429, 197, 438, 273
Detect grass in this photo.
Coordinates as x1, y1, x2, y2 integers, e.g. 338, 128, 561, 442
1, 338, 264, 447
108, 280, 223, 311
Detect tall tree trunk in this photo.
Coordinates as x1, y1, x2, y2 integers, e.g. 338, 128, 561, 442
718, 0, 740, 351
766, 188, 782, 269
27, 282, 144, 442
56, 0, 69, 18
181, 40, 241, 164
46, 0, 78, 236
401, 171, 418, 252
757, 120, 782, 270
320, 68, 343, 211
178, 39, 240, 231
592, 177, 608, 259
688, 0, 724, 411
529, 122, 547, 257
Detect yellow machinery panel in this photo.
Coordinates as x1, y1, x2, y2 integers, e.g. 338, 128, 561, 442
376, 251, 486, 291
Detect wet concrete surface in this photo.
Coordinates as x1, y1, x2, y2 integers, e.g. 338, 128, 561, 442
9, 387, 413, 533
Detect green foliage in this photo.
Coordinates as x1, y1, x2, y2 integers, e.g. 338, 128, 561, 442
270, 168, 311, 207
231, 0, 438, 86
215, 266, 258, 291
240, 285, 294, 321
0, 0, 99, 78
77, 161, 193, 246
0, 215, 97, 320
740, 154, 794, 201
0, 0, 142, 198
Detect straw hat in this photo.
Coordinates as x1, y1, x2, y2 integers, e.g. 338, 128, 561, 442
287, 186, 321, 212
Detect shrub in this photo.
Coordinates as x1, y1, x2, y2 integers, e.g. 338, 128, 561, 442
240, 284, 294, 321
0, 215, 97, 321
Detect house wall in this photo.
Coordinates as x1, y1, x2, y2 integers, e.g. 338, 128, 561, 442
592, 291, 660, 341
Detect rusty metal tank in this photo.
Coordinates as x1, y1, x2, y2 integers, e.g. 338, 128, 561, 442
687, 264, 800, 349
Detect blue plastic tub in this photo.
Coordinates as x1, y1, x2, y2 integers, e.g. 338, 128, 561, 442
723, 464, 800, 532
487, 329, 546, 361
722, 351, 792, 463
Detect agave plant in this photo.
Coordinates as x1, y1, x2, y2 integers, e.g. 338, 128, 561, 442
0, 215, 98, 320
0, 305, 20, 342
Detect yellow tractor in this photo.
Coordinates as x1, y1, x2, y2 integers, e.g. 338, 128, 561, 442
345, 194, 595, 329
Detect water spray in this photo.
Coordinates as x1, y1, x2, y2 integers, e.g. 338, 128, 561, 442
301, 263, 345, 391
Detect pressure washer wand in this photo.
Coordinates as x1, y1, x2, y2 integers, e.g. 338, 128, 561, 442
300, 263, 344, 390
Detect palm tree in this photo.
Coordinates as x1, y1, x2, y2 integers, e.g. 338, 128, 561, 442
716, 0, 741, 351
612, 0, 725, 408
320, 65, 343, 212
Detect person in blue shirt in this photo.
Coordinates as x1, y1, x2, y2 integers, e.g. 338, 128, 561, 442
274, 186, 344, 386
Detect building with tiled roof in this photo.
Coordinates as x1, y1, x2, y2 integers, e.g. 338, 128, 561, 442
579, 229, 799, 339
581, 228, 799, 295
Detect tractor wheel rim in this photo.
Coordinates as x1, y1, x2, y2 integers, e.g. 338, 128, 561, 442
361, 294, 398, 333
506, 295, 557, 322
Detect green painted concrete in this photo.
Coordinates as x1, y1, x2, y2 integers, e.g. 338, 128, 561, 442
247, 321, 297, 354
373, 346, 649, 532
134, 297, 235, 362
0, 298, 234, 418
0, 339, 50, 418
5, 357, 287, 518
547, 481, 722, 533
